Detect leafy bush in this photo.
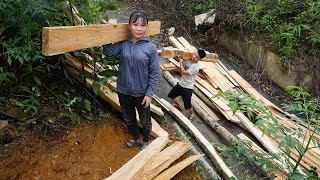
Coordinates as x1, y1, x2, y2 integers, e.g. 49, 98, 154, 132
216, 87, 320, 179
0, 0, 66, 94
184, 0, 218, 13
0, 0, 125, 121
239, 1, 320, 58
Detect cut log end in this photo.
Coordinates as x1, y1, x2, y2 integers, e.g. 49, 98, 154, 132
42, 28, 50, 56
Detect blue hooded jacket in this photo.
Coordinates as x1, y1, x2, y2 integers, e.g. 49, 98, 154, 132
102, 37, 159, 97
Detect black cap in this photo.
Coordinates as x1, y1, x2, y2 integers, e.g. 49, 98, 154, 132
198, 49, 206, 59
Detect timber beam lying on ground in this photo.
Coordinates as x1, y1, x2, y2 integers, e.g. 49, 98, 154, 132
42, 21, 161, 56
106, 137, 169, 180
153, 154, 204, 180
160, 98, 236, 179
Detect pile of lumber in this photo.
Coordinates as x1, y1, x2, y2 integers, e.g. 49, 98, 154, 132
42, 4, 320, 178
160, 36, 320, 178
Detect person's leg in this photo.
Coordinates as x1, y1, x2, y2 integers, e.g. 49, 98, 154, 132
168, 84, 183, 110
187, 107, 195, 120
118, 93, 141, 144
136, 96, 152, 149
181, 88, 194, 120
171, 97, 182, 110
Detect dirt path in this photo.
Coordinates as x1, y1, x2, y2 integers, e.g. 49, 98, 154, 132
0, 117, 200, 179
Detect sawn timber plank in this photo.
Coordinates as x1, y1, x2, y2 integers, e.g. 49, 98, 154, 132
42, 21, 161, 56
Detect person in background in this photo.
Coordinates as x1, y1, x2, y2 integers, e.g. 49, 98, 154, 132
168, 49, 206, 120
102, 11, 160, 150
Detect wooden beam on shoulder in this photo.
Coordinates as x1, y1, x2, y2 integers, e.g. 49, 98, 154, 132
159, 48, 194, 59
42, 21, 161, 56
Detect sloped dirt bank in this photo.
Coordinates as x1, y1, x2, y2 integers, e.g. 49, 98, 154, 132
0, 119, 137, 179
0, 116, 200, 179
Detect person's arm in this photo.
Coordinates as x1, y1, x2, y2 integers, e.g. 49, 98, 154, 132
179, 58, 190, 75
102, 19, 121, 56
102, 43, 121, 57
143, 45, 160, 108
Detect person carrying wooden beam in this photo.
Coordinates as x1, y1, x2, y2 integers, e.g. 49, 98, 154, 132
102, 11, 160, 150
168, 49, 206, 120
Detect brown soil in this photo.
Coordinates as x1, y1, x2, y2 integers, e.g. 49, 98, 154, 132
0, 116, 201, 180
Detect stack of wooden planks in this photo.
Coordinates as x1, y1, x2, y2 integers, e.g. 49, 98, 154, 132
161, 36, 320, 179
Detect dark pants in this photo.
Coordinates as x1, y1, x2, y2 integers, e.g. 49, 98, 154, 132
118, 93, 152, 142
168, 83, 193, 110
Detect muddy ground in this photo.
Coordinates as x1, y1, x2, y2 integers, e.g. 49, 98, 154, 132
0, 116, 200, 180
0, 0, 293, 179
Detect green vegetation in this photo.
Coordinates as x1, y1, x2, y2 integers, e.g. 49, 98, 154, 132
185, 0, 320, 95
239, 1, 320, 58
179, 132, 192, 141
0, 0, 126, 130
185, 0, 217, 13
186, 0, 320, 63
215, 87, 319, 179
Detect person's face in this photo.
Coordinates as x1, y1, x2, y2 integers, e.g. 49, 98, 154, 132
191, 52, 201, 62
129, 17, 148, 42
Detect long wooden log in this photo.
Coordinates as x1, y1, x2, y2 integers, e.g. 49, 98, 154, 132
159, 48, 219, 62
171, 122, 220, 179
168, 36, 219, 62
153, 154, 204, 180
160, 98, 236, 179
42, 21, 161, 56
159, 48, 194, 59
235, 113, 280, 154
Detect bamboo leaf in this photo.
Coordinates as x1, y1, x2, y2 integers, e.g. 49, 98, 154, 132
84, 99, 91, 112
33, 75, 42, 86
99, 69, 118, 77
255, 119, 265, 127
92, 82, 101, 95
